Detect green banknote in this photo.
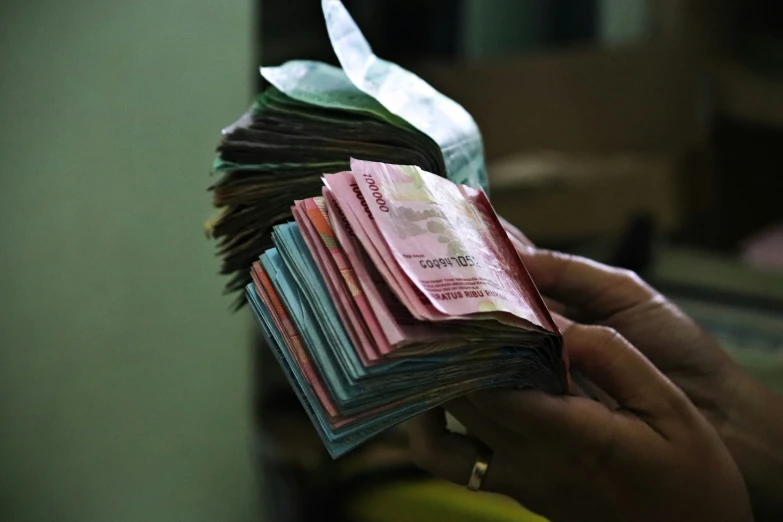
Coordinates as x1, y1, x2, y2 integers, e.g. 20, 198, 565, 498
207, 0, 488, 307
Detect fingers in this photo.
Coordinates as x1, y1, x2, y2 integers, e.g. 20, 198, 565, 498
443, 397, 555, 513
543, 296, 567, 316
508, 235, 532, 259
560, 321, 680, 416
554, 312, 619, 408
470, 322, 686, 443
571, 369, 619, 409
405, 405, 551, 514
498, 215, 534, 248
404, 408, 503, 492
469, 387, 613, 448
445, 397, 517, 451
519, 249, 657, 321
405, 408, 471, 483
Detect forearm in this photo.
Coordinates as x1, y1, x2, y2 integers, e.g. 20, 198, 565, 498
722, 370, 783, 521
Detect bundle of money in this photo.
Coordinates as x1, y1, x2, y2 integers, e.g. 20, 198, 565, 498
207, 0, 486, 306
247, 158, 567, 458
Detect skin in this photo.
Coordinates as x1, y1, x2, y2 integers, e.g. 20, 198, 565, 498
516, 246, 783, 521
406, 316, 753, 522
405, 220, 780, 520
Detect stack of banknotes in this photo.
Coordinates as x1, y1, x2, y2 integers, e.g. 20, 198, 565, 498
207, 0, 486, 306
206, 0, 569, 457
247, 158, 567, 457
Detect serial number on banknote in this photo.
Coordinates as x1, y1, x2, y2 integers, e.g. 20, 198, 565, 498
417, 256, 482, 269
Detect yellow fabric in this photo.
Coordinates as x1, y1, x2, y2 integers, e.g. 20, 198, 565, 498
345, 478, 548, 522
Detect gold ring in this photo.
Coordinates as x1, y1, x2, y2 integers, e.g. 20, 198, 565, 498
466, 447, 491, 491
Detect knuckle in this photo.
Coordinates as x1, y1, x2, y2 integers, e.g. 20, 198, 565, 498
587, 325, 624, 346
612, 266, 637, 281
597, 325, 622, 341
614, 267, 650, 291
574, 325, 628, 367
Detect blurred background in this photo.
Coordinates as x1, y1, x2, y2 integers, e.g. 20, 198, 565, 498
1, 0, 782, 521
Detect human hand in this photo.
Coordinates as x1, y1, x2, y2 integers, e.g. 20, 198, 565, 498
405, 317, 753, 522
499, 215, 534, 251
518, 247, 783, 520
518, 248, 738, 425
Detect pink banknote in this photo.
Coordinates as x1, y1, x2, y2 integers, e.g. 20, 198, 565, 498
323, 171, 446, 322
293, 199, 380, 364
250, 262, 339, 418
347, 158, 556, 331
253, 260, 407, 429
322, 188, 464, 351
301, 197, 393, 358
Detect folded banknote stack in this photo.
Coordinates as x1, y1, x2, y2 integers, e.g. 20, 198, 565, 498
207, 0, 485, 307
246, 158, 567, 457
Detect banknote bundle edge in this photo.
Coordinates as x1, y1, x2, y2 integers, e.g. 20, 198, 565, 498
246, 160, 567, 458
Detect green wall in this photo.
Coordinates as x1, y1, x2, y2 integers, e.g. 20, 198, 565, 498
0, 1, 258, 520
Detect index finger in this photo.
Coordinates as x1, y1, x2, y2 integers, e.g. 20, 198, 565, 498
469, 320, 688, 442
498, 215, 534, 248
520, 249, 658, 321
